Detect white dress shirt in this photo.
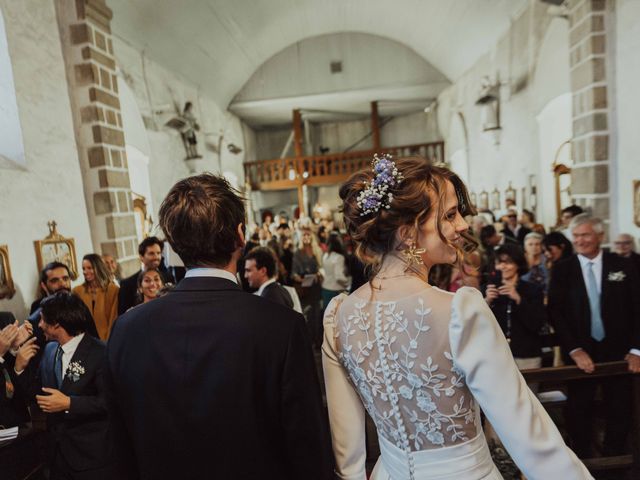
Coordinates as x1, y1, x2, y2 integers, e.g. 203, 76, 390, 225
574, 250, 640, 356
59, 333, 85, 377
184, 267, 239, 284
255, 278, 277, 296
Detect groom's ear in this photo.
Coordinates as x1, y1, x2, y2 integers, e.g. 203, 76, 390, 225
236, 223, 246, 250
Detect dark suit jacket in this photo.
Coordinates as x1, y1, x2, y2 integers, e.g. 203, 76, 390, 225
482, 279, 546, 358
117, 266, 173, 315
548, 252, 640, 361
18, 334, 114, 475
0, 312, 30, 428
107, 276, 333, 480
503, 224, 531, 245
260, 281, 293, 308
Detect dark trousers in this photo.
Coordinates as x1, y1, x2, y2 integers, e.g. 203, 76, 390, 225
566, 341, 632, 458
49, 447, 115, 480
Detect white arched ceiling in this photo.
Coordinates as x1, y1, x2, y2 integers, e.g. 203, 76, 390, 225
230, 32, 450, 125
109, 0, 528, 109
447, 113, 469, 184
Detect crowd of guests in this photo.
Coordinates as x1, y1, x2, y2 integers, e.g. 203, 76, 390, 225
2, 193, 640, 477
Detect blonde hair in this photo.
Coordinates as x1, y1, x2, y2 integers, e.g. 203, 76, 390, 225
297, 227, 323, 266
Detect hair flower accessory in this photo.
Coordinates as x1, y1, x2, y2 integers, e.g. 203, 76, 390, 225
357, 153, 403, 216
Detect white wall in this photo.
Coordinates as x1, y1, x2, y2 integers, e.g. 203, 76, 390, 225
112, 37, 255, 229
614, 0, 640, 243
436, 4, 572, 228
0, 0, 94, 318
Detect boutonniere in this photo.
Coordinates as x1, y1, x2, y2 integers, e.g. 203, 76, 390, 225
66, 361, 85, 382
608, 271, 626, 282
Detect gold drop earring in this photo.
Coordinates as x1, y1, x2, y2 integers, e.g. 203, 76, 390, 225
402, 240, 426, 267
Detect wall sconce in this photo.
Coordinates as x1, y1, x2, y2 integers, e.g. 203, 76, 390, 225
479, 190, 489, 210
491, 187, 501, 211
470, 192, 478, 208
475, 76, 501, 145
505, 182, 516, 206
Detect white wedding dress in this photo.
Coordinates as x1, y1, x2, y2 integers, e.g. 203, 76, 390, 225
322, 274, 592, 480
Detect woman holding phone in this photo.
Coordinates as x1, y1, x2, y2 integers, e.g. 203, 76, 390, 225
482, 243, 546, 371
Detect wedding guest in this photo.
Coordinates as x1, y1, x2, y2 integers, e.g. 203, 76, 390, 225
292, 227, 323, 346
135, 268, 165, 306
559, 205, 584, 241
522, 232, 549, 292
503, 209, 531, 245
321, 234, 350, 310
14, 292, 118, 479
72, 254, 118, 341
107, 173, 332, 479
0, 312, 31, 428
548, 214, 640, 458
483, 244, 545, 371
244, 247, 293, 308
520, 209, 546, 235
118, 237, 173, 314
542, 231, 573, 266
614, 233, 640, 273
101, 254, 122, 285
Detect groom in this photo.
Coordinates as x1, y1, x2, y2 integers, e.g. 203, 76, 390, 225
107, 174, 333, 479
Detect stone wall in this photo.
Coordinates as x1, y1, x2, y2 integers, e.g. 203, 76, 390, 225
55, 0, 139, 275
0, 0, 94, 318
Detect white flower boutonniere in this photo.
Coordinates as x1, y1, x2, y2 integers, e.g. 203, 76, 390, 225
608, 271, 626, 282
66, 361, 85, 382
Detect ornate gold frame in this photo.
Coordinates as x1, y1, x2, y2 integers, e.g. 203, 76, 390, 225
33, 221, 78, 280
0, 245, 16, 300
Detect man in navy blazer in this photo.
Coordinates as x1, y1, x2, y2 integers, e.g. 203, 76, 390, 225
107, 174, 333, 479
15, 292, 117, 479
548, 214, 640, 458
244, 246, 294, 308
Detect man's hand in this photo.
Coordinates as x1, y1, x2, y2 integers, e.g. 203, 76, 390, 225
14, 337, 39, 372
11, 321, 33, 350
570, 349, 595, 373
485, 284, 499, 305
0, 323, 19, 357
625, 353, 640, 373
36, 388, 71, 413
498, 284, 521, 304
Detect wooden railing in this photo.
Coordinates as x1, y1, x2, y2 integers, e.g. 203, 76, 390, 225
521, 361, 640, 476
244, 141, 445, 191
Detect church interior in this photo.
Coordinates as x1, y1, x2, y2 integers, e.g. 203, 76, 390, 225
1, 0, 640, 479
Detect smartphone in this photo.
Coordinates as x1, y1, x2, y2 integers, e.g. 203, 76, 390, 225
488, 269, 502, 287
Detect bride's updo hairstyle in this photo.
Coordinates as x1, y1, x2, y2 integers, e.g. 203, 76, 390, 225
340, 155, 477, 272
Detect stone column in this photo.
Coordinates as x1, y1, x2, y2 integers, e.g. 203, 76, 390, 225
568, 0, 611, 235
55, 0, 139, 275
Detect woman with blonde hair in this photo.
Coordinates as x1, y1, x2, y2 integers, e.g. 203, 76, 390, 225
322, 154, 591, 479
292, 227, 324, 346
72, 253, 119, 340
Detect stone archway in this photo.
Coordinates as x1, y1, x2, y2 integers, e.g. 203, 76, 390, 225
447, 112, 470, 185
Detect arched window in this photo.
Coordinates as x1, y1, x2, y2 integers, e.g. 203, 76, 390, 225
0, 8, 25, 168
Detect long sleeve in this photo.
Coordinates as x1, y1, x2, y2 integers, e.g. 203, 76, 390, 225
105, 283, 119, 338
514, 283, 545, 334
548, 261, 581, 353
449, 287, 592, 480
67, 350, 108, 421
321, 294, 367, 480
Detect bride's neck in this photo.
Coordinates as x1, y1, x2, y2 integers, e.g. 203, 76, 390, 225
377, 254, 431, 282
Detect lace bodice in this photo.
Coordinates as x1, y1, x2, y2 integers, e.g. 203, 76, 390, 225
324, 286, 480, 453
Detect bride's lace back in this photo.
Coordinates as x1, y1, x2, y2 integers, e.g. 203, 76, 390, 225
327, 283, 480, 452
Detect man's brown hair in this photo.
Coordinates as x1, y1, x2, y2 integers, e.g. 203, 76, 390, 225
159, 173, 246, 267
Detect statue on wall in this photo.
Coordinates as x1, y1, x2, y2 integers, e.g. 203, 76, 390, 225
180, 102, 201, 159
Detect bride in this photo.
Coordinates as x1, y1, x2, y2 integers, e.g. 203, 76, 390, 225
322, 155, 591, 480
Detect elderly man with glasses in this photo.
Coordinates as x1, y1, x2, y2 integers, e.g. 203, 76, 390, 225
614, 233, 639, 273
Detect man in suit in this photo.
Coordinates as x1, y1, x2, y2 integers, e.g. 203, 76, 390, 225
117, 237, 173, 314
548, 214, 640, 458
107, 173, 333, 479
244, 246, 294, 308
502, 209, 531, 245
14, 292, 116, 479
0, 312, 31, 427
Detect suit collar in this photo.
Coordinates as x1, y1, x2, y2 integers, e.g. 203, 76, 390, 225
256, 278, 277, 296
174, 276, 242, 292
61, 334, 93, 390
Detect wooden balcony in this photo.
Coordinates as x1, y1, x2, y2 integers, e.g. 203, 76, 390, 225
244, 141, 445, 191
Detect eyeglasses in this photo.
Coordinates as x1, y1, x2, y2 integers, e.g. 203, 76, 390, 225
614, 241, 633, 245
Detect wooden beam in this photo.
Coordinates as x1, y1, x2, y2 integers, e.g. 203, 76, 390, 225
371, 101, 381, 152
297, 183, 305, 217
293, 109, 303, 158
